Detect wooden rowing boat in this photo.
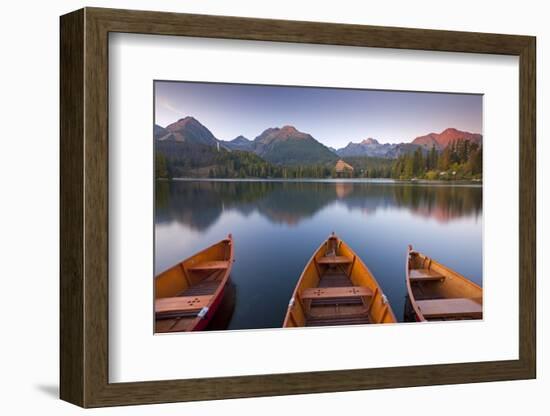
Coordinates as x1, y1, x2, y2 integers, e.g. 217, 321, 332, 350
283, 233, 397, 328
155, 235, 234, 332
406, 245, 482, 322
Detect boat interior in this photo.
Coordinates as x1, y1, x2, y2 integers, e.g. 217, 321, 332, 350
408, 250, 482, 321
304, 267, 373, 327
286, 235, 394, 327
155, 240, 232, 332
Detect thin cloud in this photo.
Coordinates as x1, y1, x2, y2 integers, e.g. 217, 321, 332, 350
156, 96, 182, 123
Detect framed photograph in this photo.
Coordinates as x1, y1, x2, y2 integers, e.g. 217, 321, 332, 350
60, 7, 536, 407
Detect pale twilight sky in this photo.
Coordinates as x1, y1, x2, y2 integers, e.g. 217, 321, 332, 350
154, 81, 482, 148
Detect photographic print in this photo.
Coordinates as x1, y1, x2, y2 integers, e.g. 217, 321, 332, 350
153, 81, 483, 333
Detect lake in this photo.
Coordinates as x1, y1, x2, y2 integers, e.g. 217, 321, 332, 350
155, 179, 482, 330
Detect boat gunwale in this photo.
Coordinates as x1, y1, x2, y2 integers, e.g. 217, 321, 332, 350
282, 237, 327, 328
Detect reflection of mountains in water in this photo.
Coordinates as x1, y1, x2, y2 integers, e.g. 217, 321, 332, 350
155, 180, 482, 231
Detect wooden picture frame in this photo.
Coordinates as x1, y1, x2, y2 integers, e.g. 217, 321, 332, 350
60, 7, 536, 408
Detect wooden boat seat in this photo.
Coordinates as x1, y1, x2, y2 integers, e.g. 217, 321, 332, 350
155, 295, 212, 318
310, 297, 363, 306
409, 268, 445, 282
188, 260, 230, 271
306, 313, 370, 327
301, 286, 373, 300
316, 256, 352, 265
416, 298, 482, 319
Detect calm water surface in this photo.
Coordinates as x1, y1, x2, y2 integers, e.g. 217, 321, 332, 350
155, 180, 482, 329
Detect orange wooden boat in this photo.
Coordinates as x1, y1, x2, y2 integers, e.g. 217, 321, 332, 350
155, 235, 234, 333
406, 245, 482, 322
283, 233, 396, 328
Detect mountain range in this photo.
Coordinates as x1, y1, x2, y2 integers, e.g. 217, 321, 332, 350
411, 128, 482, 150
336, 138, 420, 158
222, 125, 337, 165
154, 116, 220, 146
154, 116, 482, 172
335, 128, 482, 158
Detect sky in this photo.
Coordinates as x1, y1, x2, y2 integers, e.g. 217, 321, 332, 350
154, 81, 482, 148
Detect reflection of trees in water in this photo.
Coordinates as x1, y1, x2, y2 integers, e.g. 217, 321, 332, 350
256, 182, 336, 225
392, 185, 482, 223
334, 183, 399, 214
155, 180, 482, 231
155, 181, 336, 230
156, 181, 227, 230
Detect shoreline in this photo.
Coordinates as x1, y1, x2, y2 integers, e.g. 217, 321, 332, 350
159, 177, 483, 187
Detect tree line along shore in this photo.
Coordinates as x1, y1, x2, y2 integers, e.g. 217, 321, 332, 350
156, 139, 482, 181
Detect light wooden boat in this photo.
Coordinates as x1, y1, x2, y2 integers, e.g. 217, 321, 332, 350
283, 233, 396, 328
155, 235, 234, 332
406, 245, 482, 322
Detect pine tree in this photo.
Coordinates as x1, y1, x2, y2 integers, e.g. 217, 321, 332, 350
438, 146, 451, 171
429, 145, 438, 171
404, 154, 414, 178
467, 146, 482, 175
412, 148, 424, 176
155, 153, 169, 178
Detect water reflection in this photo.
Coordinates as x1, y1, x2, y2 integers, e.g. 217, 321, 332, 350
155, 179, 482, 329
156, 180, 482, 231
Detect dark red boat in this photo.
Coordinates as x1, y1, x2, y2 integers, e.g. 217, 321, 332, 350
154, 235, 234, 332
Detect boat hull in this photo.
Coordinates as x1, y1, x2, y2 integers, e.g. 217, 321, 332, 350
191, 282, 227, 331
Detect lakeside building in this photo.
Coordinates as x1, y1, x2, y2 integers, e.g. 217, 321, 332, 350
335, 159, 354, 178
